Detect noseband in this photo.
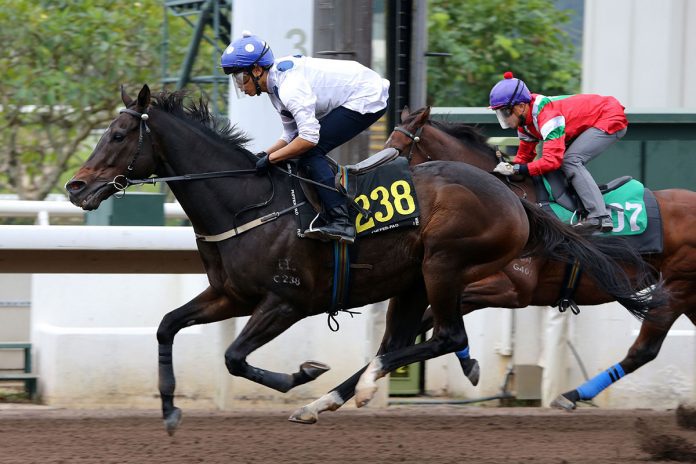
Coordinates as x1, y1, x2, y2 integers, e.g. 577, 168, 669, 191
393, 126, 430, 162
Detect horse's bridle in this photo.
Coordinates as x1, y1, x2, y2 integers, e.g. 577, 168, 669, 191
109, 107, 154, 192
119, 108, 152, 172
393, 126, 430, 162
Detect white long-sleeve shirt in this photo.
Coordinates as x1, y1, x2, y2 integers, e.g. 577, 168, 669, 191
265, 55, 390, 144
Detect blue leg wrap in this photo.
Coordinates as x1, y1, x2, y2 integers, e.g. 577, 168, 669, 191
576, 363, 625, 400
455, 346, 470, 360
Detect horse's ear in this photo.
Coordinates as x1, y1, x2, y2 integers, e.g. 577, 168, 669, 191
400, 106, 410, 122
413, 105, 431, 127
121, 85, 133, 107
137, 84, 151, 109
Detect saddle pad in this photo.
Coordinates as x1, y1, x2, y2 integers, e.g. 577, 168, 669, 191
541, 187, 663, 254
287, 157, 421, 239
547, 178, 648, 236
353, 157, 420, 237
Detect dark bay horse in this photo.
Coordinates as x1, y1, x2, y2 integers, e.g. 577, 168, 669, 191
385, 106, 696, 410
65, 86, 659, 434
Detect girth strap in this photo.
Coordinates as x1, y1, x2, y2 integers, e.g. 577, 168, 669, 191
326, 241, 360, 332
195, 202, 305, 242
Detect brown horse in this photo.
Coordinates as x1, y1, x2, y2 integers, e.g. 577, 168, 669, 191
385, 106, 696, 410
65, 86, 660, 434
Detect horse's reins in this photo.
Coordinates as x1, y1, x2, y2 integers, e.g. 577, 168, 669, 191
395, 122, 527, 200
491, 146, 527, 199
113, 107, 315, 241
112, 108, 259, 191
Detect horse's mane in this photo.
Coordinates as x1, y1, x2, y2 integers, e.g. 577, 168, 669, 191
406, 107, 495, 155
151, 90, 251, 149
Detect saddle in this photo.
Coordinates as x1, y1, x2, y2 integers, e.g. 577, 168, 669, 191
534, 170, 632, 214
532, 171, 663, 253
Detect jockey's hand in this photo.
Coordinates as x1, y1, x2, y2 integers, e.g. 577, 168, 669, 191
493, 161, 515, 176
255, 151, 268, 159
255, 153, 271, 175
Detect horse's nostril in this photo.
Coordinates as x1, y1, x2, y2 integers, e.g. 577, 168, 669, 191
65, 180, 86, 193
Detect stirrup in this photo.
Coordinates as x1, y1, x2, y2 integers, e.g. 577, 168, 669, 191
304, 214, 332, 242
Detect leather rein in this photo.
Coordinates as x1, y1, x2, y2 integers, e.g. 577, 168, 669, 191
110, 107, 312, 242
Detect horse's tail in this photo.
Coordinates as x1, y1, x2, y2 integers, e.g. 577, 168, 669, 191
520, 198, 667, 320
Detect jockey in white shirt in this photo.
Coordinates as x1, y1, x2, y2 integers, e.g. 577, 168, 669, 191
221, 31, 390, 244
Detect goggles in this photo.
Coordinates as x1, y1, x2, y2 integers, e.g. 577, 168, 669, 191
494, 107, 516, 129
233, 72, 250, 87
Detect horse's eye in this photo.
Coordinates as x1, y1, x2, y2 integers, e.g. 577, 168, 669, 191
113, 132, 124, 142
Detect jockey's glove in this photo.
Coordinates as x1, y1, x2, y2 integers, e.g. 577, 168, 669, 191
255, 153, 271, 175
493, 161, 515, 176
493, 162, 527, 176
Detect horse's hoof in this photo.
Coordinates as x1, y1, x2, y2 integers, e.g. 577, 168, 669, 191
300, 360, 331, 380
163, 407, 183, 436
460, 358, 480, 386
288, 407, 318, 424
550, 395, 576, 411
354, 386, 377, 408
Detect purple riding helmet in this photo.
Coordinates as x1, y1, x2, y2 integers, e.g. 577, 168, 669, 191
489, 71, 531, 108
489, 72, 531, 128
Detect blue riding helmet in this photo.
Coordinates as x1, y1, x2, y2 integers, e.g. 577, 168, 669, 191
489, 72, 531, 109
220, 31, 274, 74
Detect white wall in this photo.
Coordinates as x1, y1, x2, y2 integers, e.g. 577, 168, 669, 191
583, 0, 696, 108
30, 273, 386, 409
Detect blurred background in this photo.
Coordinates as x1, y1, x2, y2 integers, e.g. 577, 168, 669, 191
0, 0, 694, 411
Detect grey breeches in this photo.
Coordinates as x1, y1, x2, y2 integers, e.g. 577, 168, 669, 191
561, 127, 627, 218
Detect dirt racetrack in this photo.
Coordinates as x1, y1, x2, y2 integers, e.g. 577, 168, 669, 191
1, 404, 695, 464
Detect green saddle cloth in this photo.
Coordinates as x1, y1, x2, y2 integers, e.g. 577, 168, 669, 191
545, 178, 648, 236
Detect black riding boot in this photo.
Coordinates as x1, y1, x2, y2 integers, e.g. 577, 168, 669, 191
304, 204, 356, 244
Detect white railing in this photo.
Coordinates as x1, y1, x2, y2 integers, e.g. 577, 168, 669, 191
0, 199, 187, 225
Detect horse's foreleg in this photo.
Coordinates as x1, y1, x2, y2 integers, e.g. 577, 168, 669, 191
224, 294, 328, 392
289, 282, 428, 424
156, 286, 245, 435
551, 306, 683, 411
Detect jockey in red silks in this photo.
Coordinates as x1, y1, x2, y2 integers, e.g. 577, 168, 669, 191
489, 71, 628, 233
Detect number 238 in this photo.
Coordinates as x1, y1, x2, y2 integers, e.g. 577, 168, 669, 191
354, 180, 416, 233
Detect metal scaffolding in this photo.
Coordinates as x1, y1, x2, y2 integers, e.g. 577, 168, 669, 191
161, 0, 232, 115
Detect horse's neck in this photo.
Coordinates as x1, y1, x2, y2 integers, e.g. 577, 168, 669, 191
427, 127, 495, 172
426, 126, 537, 200
151, 112, 267, 234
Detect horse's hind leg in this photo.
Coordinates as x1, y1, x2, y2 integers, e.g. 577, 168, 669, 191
551, 303, 684, 411
289, 281, 428, 424
223, 293, 329, 393
421, 304, 480, 386
355, 259, 475, 407
157, 286, 248, 435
